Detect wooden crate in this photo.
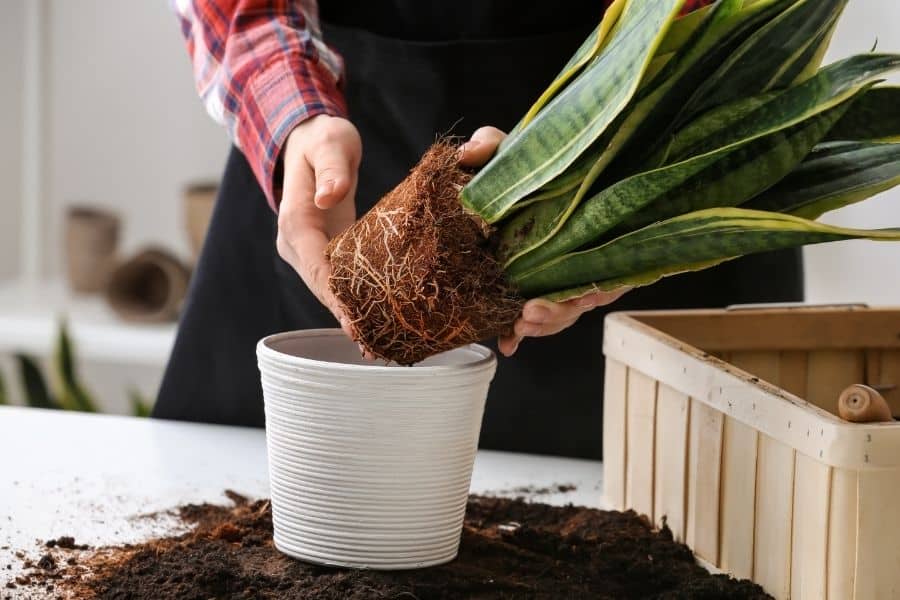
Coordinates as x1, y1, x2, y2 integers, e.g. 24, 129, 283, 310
602, 306, 900, 600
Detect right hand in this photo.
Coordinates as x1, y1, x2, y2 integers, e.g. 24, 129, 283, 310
275, 114, 362, 338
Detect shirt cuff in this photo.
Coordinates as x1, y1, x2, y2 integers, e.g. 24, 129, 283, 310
236, 53, 348, 211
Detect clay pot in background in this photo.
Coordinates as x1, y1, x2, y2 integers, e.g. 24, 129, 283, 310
65, 206, 120, 293
106, 248, 190, 323
184, 183, 218, 264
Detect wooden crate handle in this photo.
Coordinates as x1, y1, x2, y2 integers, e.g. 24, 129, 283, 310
838, 384, 894, 423
725, 302, 869, 312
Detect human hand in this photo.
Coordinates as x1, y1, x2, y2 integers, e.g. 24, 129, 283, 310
458, 126, 629, 358
275, 114, 362, 338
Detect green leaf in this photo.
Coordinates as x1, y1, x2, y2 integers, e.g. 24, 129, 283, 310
0, 368, 8, 405
511, 208, 900, 297
129, 388, 153, 418
496, 0, 799, 266
17, 355, 58, 410
682, 0, 848, 119
655, 3, 714, 56
54, 320, 97, 413
610, 0, 794, 174
745, 141, 900, 219
503, 54, 900, 274
654, 93, 779, 167
641, 5, 716, 85
617, 98, 853, 231
826, 86, 900, 142
508, 0, 628, 137
460, 0, 684, 223
784, 8, 841, 85
543, 258, 730, 302
664, 54, 900, 161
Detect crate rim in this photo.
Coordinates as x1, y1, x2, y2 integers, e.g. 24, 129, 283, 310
603, 307, 900, 471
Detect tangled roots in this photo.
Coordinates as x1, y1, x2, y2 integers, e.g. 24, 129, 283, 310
326, 142, 523, 365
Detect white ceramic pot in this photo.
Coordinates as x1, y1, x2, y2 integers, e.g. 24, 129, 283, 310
256, 329, 496, 570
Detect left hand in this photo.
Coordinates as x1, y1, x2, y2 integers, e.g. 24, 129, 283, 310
458, 126, 629, 358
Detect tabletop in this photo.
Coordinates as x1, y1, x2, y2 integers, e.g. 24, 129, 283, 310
0, 406, 604, 571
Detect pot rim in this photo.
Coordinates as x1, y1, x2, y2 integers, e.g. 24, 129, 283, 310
258, 328, 496, 374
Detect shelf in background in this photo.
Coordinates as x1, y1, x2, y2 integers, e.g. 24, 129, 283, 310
0, 278, 176, 366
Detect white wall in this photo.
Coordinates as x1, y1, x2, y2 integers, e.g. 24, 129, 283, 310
805, 0, 900, 305
0, 1, 24, 280
43, 0, 230, 275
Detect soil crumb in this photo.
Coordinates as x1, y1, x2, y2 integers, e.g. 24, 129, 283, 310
44, 537, 87, 551
6, 495, 771, 599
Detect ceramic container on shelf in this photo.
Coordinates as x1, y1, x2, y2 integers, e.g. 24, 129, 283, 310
256, 329, 496, 570
105, 248, 190, 323
65, 206, 120, 293
602, 306, 900, 600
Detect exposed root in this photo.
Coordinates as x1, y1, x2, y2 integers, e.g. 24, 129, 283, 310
327, 142, 523, 365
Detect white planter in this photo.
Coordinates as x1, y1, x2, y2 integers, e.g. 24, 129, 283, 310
257, 329, 496, 569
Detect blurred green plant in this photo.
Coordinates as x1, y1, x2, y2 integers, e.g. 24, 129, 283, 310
129, 387, 153, 418
2, 320, 152, 417
16, 354, 57, 409
0, 367, 7, 405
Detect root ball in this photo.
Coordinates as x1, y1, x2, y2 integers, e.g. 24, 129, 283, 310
327, 142, 523, 364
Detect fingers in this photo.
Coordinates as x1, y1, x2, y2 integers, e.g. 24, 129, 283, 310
514, 298, 578, 337
311, 143, 357, 210
459, 126, 507, 167
278, 116, 362, 339
500, 288, 630, 356
498, 333, 523, 357
277, 228, 347, 325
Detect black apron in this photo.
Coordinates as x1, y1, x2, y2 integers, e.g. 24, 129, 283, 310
154, 1, 803, 459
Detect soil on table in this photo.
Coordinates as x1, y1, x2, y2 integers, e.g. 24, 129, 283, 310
6, 493, 771, 599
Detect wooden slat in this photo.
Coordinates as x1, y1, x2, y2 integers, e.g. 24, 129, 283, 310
634, 309, 900, 351
827, 468, 858, 600
778, 351, 808, 399
875, 349, 900, 417
730, 351, 781, 386
626, 369, 657, 521
686, 398, 724, 564
855, 469, 900, 600
806, 350, 865, 414
754, 434, 796, 600
654, 384, 689, 542
716, 352, 775, 579
790, 453, 831, 600
603, 359, 628, 510
605, 314, 900, 471
719, 416, 758, 578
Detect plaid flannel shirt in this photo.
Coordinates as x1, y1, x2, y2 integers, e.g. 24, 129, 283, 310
174, 0, 712, 209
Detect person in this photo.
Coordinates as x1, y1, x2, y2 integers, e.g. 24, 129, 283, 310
154, 0, 802, 459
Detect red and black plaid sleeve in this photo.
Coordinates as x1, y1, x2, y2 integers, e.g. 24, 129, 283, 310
173, 0, 346, 209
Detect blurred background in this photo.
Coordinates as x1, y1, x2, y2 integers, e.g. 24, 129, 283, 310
0, 0, 898, 415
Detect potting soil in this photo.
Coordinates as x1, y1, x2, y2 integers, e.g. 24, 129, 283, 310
6, 493, 771, 599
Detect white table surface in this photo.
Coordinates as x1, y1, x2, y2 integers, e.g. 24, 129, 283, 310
0, 407, 603, 573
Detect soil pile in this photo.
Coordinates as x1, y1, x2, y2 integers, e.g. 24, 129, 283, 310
327, 143, 523, 365
5, 494, 771, 599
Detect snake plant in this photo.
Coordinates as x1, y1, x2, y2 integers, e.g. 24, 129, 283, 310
464, 0, 900, 303
328, 0, 900, 364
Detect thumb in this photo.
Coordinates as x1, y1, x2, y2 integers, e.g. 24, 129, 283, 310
311, 143, 355, 209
